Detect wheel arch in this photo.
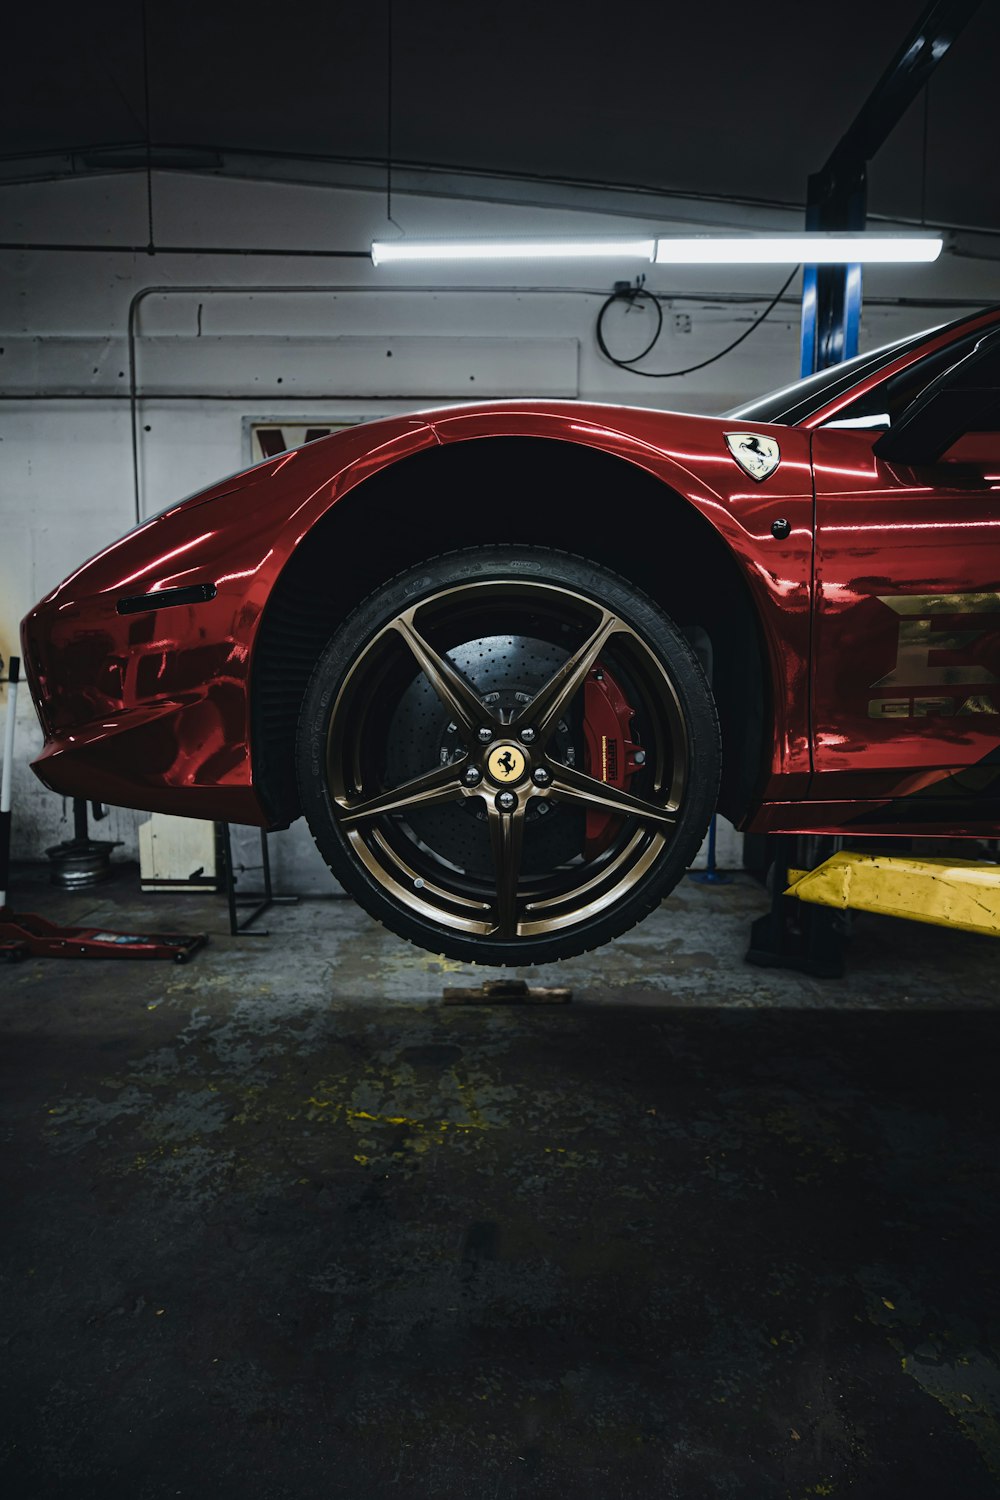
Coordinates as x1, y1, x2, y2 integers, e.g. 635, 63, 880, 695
251, 434, 772, 829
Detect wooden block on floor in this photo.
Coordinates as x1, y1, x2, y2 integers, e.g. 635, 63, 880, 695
443, 978, 571, 1005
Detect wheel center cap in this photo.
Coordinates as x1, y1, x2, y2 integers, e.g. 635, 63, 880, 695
486, 742, 528, 785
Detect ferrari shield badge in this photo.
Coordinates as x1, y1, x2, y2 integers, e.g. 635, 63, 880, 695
724, 432, 781, 482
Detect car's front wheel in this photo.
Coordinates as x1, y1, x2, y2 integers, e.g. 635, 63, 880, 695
296, 547, 720, 965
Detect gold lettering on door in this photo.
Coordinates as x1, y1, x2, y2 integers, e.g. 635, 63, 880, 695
871, 593, 1000, 689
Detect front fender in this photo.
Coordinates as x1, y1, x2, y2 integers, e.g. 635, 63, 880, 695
414, 406, 814, 791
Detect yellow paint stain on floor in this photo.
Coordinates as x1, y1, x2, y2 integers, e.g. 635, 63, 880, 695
895, 1346, 1000, 1481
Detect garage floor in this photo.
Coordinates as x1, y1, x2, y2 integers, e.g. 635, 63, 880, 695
2, 862, 1000, 1499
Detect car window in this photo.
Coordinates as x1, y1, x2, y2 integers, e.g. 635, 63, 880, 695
726, 306, 1000, 428
820, 329, 986, 431
726, 330, 933, 425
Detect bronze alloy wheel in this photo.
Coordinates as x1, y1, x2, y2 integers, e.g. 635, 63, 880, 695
296, 548, 720, 965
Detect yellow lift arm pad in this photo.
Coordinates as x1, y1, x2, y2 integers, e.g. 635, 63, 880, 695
785, 853, 1000, 938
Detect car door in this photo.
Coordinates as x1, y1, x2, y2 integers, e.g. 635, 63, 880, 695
809, 334, 1000, 819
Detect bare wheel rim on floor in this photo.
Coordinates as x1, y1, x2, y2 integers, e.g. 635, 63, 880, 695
324, 577, 689, 941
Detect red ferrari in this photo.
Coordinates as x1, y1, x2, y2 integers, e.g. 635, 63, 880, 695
20, 305, 1000, 963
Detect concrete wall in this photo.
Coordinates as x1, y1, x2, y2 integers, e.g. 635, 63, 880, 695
2, 171, 997, 890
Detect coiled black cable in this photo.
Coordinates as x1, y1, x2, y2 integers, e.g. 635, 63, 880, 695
595, 267, 800, 378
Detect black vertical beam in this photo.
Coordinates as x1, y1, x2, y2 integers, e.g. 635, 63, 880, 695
800, 0, 983, 374
825, 0, 983, 172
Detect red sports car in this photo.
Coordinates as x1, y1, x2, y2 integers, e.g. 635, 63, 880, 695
20, 305, 1000, 963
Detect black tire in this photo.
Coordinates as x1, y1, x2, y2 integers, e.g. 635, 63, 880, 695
296, 546, 720, 965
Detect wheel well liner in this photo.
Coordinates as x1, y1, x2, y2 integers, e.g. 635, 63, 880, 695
251, 436, 769, 828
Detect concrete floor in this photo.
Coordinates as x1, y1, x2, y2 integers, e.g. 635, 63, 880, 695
2, 861, 1000, 1499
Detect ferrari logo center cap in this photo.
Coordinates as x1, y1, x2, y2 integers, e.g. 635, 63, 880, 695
486, 743, 527, 784
725, 431, 781, 482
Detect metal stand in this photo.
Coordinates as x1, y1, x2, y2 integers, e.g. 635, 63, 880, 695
688, 815, 733, 886
219, 823, 298, 936
745, 835, 847, 979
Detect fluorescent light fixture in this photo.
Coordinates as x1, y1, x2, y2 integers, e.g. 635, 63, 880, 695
371, 234, 944, 268
654, 235, 942, 264
371, 238, 656, 266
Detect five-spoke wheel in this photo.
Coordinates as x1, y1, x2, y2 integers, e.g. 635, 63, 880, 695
297, 548, 720, 964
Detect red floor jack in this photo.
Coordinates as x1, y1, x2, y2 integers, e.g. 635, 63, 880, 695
0, 656, 207, 963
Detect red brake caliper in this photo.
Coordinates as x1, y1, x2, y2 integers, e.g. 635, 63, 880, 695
581, 664, 643, 857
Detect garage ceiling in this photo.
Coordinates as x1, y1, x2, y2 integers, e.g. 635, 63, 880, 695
4, 0, 999, 234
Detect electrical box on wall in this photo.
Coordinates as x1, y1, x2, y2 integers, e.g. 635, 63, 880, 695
139, 814, 219, 893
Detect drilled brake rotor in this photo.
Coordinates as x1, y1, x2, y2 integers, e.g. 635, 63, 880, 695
384, 634, 584, 877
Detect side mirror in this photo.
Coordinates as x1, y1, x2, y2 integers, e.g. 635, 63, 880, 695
874, 330, 1000, 465
939, 430, 1000, 465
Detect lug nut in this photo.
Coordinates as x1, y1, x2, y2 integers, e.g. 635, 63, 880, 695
477, 726, 493, 744
496, 790, 517, 812
519, 726, 536, 744
463, 765, 483, 786
531, 766, 551, 786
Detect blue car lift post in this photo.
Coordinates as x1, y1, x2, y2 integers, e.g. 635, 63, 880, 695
745, 0, 982, 976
